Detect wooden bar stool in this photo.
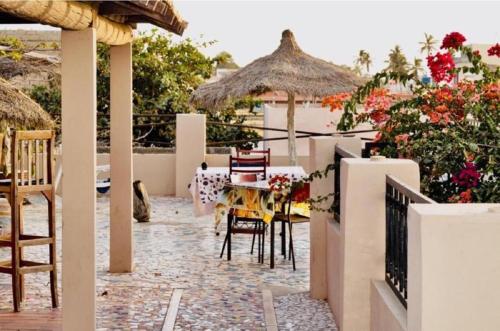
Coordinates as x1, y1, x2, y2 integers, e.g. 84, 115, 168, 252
0, 130, 58, 312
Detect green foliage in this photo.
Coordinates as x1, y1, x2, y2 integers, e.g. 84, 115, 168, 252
205, 109, 261, 150
213, 51, 239, 69
29, 84, 61, 117
25, 30, 260, 147
0, 36, 25, 61
29, 84, 61, 136
336, 43, 499, 203
385, 45, 409, 75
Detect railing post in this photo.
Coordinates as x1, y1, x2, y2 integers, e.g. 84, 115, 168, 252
408, 204, 500, 331
309, 136, 361, 301
175, 114, 206, 198
337, 157, 419, 331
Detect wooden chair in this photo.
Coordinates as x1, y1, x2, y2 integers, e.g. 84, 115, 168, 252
236, 148, 271, 166
229, 155, 267, 178
272, 183, 310, 270
221, 156, 267, 262
0, 130, 58, 312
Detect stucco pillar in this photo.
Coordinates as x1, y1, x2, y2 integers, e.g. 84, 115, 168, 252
175, 114, 205, 198
408, 204, 500, 331
309, 136, 361, 300
109, 42, 134, 273
61, 28, 97, 331
337, 158, 419, 331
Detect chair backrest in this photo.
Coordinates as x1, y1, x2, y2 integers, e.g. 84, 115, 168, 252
229, 155, 267, 179
11, 130, 55, 190
236, 148, 271, 166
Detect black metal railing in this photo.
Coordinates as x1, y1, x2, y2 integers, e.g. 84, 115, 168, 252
385, 175, 436, 308
332, 145, 360, 223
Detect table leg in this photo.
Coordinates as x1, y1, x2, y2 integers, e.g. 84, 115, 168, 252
270, 220, 275, 269
262, 222, 265, 265
281, 220, 286, 257
227, 213, 232, 261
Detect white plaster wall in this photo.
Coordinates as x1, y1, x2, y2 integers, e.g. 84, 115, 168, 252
263, 105, 375, 156
371, 281, 407, 331
57, 152, 309, 197
408, 203, 500, 331
96, 153, 175, 196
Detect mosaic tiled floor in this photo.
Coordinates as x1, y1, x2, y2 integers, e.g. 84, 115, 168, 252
0, 195, 337, 330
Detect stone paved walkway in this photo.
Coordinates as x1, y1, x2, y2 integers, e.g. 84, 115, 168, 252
0, 196, 337, 330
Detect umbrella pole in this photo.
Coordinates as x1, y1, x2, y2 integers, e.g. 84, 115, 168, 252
287, 92, 297, 166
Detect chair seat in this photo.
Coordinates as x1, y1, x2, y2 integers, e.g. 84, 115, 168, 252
273, 213, 310, 224
0, 260, 54, 275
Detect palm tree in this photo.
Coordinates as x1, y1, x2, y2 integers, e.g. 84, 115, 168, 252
355, 50, 372, 74
385, 45, 408, 75
409, 58, 424, 81
352, 64, 363, 77
419, 33, 437, 56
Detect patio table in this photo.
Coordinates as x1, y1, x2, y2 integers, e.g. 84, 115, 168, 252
189, 166, 307, 219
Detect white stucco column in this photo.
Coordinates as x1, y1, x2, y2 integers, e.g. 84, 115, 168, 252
109, 42, 134, 273
408, 204, 500, 331
309, 136, 361, 300
175, 114, 205, 198
61, 28, 97, 331
338, 158, 419, 331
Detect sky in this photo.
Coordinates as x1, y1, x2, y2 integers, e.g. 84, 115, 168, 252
3, 1, 499, 73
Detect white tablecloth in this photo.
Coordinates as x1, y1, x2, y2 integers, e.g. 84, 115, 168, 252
189, 166, 307, 217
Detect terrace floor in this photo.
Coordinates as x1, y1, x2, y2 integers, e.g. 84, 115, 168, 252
0, 195, 337, 330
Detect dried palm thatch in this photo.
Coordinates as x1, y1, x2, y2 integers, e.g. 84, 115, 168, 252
0, 77, 53, 129
191, 30, 364, 164
0, 50, 60, 89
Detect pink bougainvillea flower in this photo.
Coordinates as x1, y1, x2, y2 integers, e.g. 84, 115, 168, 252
394, 134, 409, 144
441, 32, 466, 50
427, 52, 456, 83
487, 43, 500, 57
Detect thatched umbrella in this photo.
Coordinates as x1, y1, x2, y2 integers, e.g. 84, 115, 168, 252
0, 77, 53, 129
191, 29, 364, 165
0, 77, 53, 174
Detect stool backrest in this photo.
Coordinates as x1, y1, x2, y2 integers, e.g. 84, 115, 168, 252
11, 130, 55, 190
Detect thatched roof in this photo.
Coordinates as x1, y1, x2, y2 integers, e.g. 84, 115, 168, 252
0, 77, 53, 129
191, 30, 365, 109
0, 48, 60, 85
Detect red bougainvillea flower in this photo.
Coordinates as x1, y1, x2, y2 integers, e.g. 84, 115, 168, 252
487, 43, 500, 57
452, 162, 481, 188
364, 88, 392, 125
427, 52, 456, 83
482, 82, 500, 108
322, 92, 351, 112
441, 32, 466, 50
459, 189, 473, 203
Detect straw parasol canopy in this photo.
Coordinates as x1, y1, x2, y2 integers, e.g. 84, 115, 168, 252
0, 77, 53, 129
191, 29, 365, 165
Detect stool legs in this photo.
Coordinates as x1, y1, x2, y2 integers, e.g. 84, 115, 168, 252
47, 192, 58, 308
11, 193, 21, 312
